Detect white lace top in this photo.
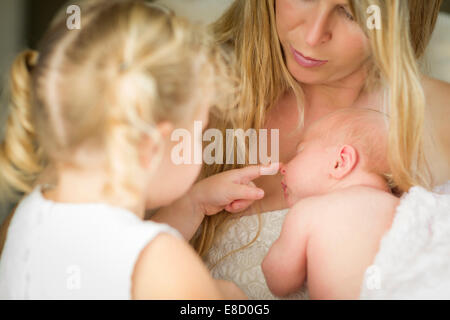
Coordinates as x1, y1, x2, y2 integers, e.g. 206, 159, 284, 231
0, 186, 181, 299
204, 209, 309, 300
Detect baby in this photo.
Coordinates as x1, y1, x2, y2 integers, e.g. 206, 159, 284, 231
262, 108, 400, 299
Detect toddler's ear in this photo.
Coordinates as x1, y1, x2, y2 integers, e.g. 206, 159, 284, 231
156, 121, 174, 138
138, 135, 155, 169
329, 145, 358, 179
139, 122, 174, 168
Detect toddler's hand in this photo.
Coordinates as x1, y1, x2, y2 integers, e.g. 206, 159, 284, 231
190, 163, 279, 216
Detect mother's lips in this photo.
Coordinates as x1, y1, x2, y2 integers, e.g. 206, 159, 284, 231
290, 46, 328, 68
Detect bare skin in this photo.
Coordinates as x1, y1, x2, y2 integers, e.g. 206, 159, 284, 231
1, 78, 447, 258
132, 233, 247, 299
243, 0, 450, 215
246, 76, 450, 216
1, 2, 449, 288
262, 186, 400, 299
261, 110, 401, 298
0, 107, 252, 300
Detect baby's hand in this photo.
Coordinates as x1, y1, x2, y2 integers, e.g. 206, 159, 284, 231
190, 163, 279, 216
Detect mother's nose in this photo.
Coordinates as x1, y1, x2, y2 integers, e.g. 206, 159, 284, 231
305, 12, 332, 47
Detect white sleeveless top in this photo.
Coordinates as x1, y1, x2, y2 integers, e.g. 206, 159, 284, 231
0, 186, 181, 299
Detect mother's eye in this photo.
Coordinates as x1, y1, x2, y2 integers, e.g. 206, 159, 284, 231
337, 5, 354, 21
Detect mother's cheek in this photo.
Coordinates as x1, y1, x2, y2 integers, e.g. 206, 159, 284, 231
344, 28, 371, 62
275, 0, 305, 44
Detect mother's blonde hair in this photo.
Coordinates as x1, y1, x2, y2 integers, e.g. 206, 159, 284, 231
193, 0, 441, 257
0, 0, 234, 209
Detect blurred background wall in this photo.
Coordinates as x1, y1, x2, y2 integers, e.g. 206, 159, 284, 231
0, 0, 449, 223
0, 0, 27, 92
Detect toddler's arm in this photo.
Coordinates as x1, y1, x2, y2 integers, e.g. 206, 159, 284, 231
132, 233, 247, 299
151, 163, 279, 240
262, 200, 313, 297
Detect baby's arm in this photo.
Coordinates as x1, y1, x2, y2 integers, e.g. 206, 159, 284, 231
262, 200, 313, 297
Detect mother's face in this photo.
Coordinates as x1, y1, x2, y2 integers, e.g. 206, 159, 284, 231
275, 0, 371, 85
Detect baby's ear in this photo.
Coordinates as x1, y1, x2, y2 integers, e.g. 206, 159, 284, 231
329, 145, 358, 179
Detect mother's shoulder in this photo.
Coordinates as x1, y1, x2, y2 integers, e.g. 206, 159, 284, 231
422, 75, 450, 110
422, 74, 450, 88
420, 76, 450, 185
421, 75, 449, 134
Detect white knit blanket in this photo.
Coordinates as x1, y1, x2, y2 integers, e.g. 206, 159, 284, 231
360, 181, 450, 299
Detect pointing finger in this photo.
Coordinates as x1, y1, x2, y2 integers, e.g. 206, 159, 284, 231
235, 162, 280, 184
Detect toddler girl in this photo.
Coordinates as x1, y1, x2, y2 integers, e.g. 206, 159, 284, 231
0, 0, 265, 299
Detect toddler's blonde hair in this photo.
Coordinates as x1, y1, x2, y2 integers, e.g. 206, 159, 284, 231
0, 0, 235, 207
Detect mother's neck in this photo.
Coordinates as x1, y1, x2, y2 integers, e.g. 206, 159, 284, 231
300, 66, 369, 112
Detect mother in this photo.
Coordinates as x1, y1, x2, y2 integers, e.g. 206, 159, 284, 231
188, 0, 449, 298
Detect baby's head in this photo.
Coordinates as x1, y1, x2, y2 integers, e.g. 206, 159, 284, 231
280, 108, 391, 206
0, 1, 234, 210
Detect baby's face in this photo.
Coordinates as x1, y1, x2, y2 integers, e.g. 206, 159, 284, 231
280, 124, 334, 206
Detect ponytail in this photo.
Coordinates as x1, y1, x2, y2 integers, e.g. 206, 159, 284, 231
0, 50, 45, 202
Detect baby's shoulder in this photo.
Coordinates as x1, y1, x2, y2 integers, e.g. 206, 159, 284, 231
293, 186, 400, 234
329, 185, 400, 210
